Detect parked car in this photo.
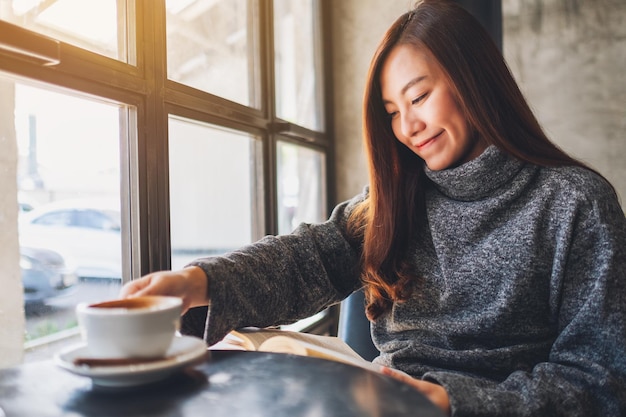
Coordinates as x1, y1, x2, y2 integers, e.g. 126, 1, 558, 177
19, 199, 122, 281
21, 246, 78, 307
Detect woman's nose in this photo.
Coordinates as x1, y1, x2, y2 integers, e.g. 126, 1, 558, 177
400, 110, 424, 138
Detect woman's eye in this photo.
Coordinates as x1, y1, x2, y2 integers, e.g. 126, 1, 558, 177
412, 93, 427, 105
387, 111, 398, 119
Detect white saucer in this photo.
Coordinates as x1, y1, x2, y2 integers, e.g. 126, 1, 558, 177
54, 335, 208, 387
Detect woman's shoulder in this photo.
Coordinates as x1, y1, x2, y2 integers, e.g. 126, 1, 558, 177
536, 165, 622, 213
539, 165, 615, 197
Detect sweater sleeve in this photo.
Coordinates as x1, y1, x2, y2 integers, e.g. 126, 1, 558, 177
424, 190, 626, 416
182, 190, 367, 346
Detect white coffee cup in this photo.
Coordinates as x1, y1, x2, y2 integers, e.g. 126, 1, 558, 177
76, 295, 182, 359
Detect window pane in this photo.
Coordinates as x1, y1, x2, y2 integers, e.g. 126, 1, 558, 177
0, 77, 127, 361
276, 141, 327, 235
166, 0, 258, 107
168, 117, 263, 270
0, 0, 131, 62
273, 0, 324, 131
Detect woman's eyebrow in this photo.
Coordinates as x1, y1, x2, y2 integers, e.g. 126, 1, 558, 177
383, 75, 428, 105
401, 75, 428, 95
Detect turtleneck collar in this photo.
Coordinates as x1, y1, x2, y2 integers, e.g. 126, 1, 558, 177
424, 146, 526, 201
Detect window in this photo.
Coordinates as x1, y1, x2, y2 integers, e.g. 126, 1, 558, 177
273, 0, 325, 130
0, 0, 331, 363
168, 117, 264, 269
166, 0, 258, 107
0, 0, 133, 62
276, 140, 327, 234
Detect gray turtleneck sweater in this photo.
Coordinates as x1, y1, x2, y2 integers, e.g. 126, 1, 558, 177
184, 146, 626, 416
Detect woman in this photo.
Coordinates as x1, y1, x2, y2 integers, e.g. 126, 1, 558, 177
121, 1, 626, 415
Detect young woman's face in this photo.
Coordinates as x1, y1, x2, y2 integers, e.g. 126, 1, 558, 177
380, 44, 486, 171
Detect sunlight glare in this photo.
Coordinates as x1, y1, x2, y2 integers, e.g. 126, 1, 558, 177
36, 0, 117, 44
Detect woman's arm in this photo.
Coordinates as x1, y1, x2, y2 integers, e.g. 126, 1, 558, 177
187, 191, 366, 345
122, 190, 368, 345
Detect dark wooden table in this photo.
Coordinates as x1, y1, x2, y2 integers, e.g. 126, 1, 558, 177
0, 350, 446, 417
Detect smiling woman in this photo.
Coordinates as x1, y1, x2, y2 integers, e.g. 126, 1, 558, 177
380, 45, 484, 171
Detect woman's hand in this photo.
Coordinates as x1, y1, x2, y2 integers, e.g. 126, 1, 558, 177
119, 266, 209, 313
381, 366, 451, 416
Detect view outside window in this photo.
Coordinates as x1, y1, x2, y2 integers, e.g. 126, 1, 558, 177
273, 0, 324, 131
0, 0, 329, 365
166, 0, 259, 107
0, 0, 131, 62
0, 79, 125, 361
168, 117, 263, 270
276, 141, 327, 235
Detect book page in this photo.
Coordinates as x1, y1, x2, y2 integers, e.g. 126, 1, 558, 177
258, 336, 382, 373
227, 328, 297, 350
229, 328, 363, 358
260, 332, 365, 360
223, 328, 381, 373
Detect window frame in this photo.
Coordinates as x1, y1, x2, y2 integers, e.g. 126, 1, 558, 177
0, 0, 337, 342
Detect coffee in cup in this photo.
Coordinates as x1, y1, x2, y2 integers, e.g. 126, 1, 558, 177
76, 295, 182, 359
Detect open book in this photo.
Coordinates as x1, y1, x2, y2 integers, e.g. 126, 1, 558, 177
218, 327, 381, 373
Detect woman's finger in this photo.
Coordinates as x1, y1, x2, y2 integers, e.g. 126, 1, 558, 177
380, 366, 451, 415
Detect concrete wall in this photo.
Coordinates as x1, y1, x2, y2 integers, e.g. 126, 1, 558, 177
330, 0, 626, 207
330, 0, 412, 202
503, 0, 626, 205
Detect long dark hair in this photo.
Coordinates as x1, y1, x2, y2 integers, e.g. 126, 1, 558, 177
350, 0, 609, 321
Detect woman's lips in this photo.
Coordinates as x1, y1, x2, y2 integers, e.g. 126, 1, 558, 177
416, 131, 443, 149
